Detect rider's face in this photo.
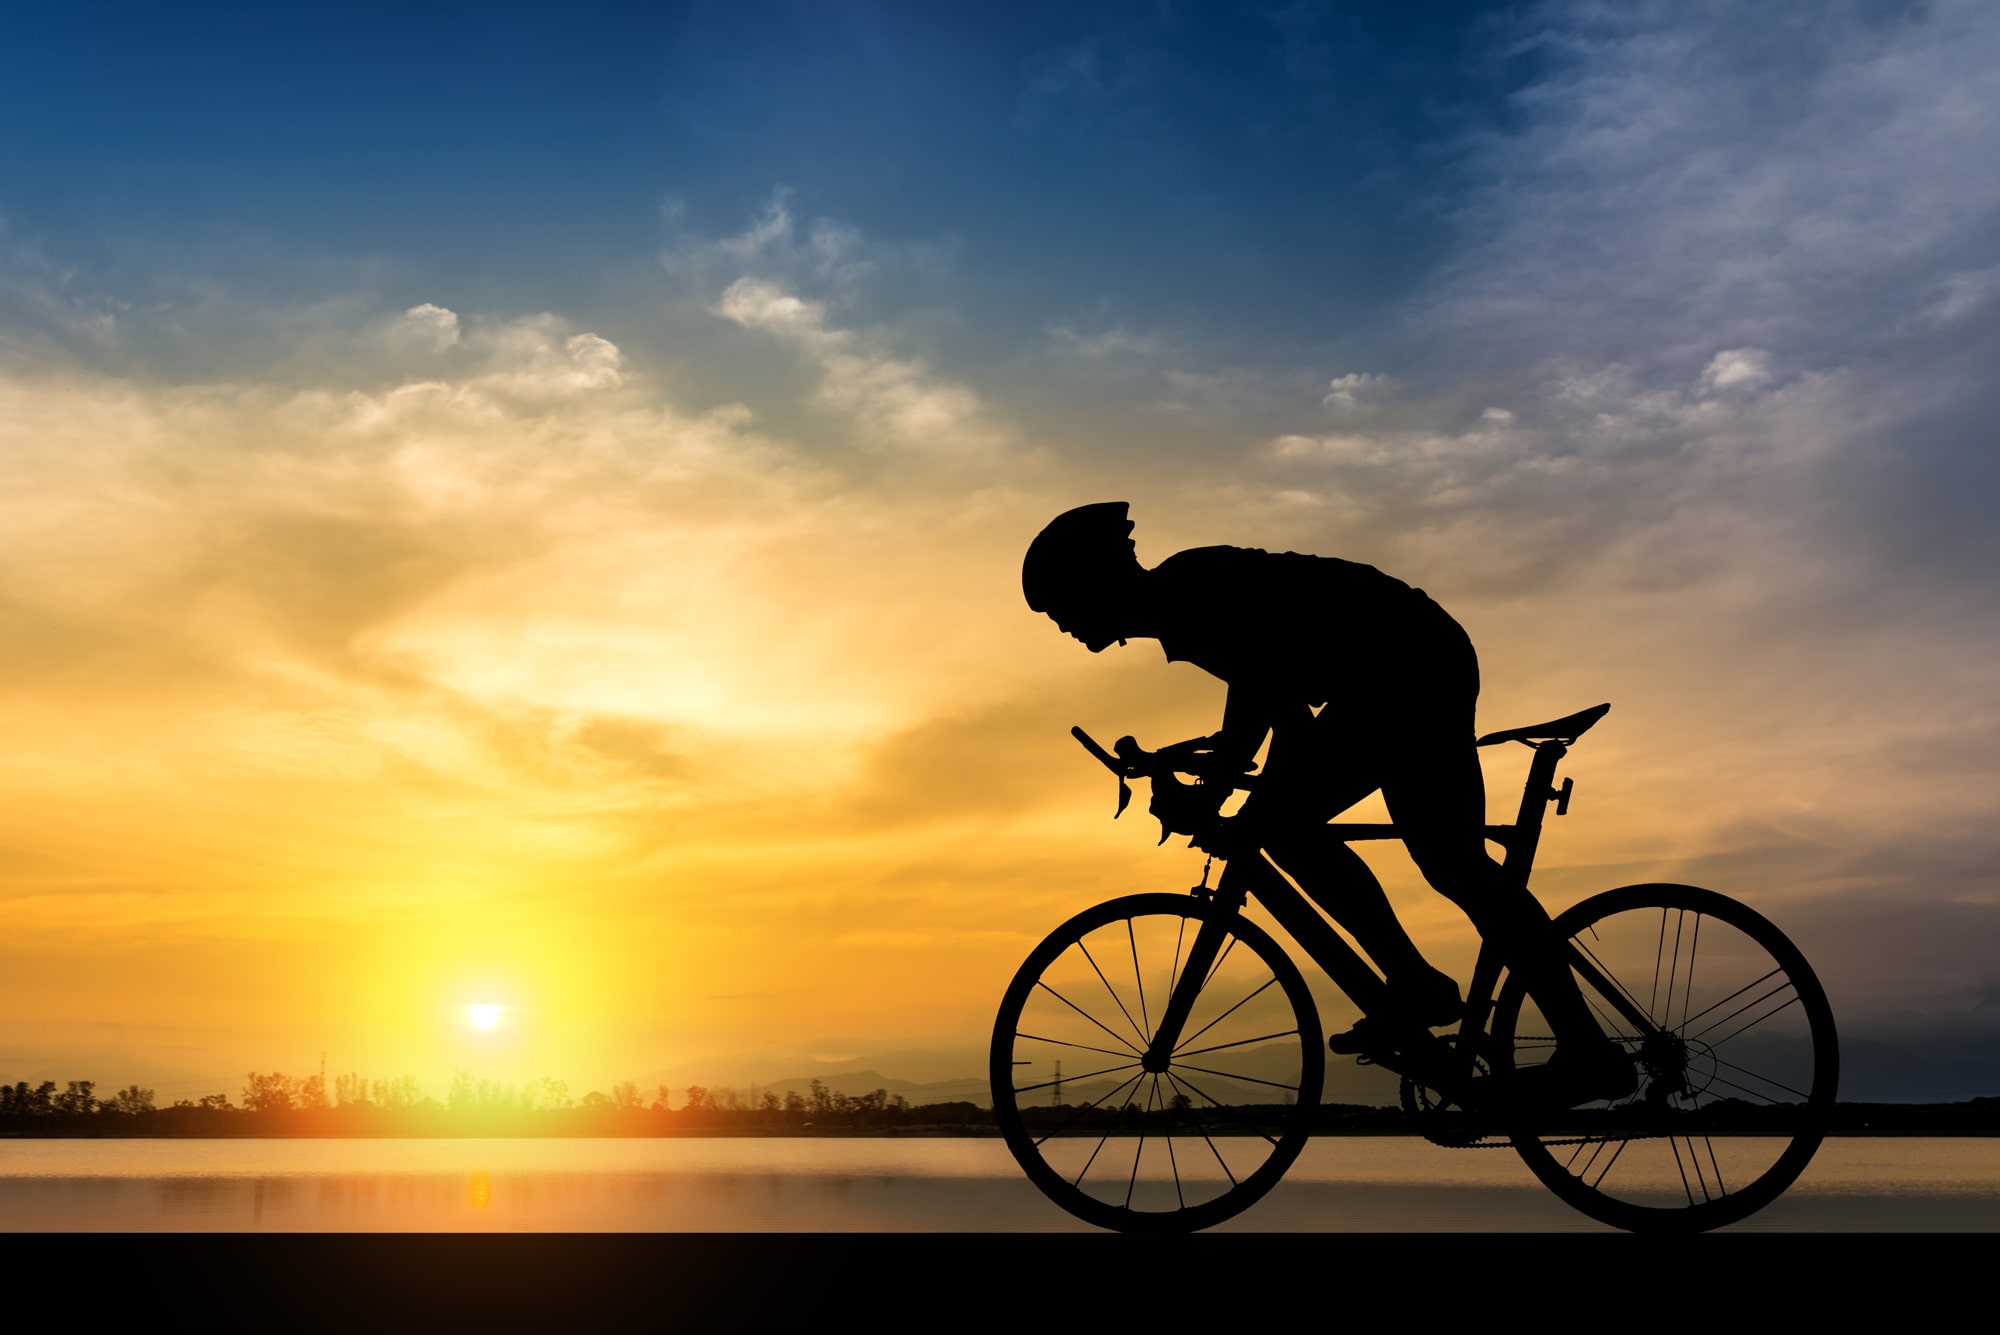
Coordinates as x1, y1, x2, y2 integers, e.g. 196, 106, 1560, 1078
1048, 604, 1125, 653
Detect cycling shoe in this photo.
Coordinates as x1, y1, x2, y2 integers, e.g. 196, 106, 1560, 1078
1327, 1015, 1400, 1057
1326, 970, 1461, 1056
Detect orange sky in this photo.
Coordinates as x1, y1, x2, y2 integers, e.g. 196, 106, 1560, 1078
5, 4, 1998, 1104
3, 305, 1989, 1098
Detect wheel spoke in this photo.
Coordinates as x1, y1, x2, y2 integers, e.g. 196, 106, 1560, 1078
1173, 977, 1279, 1055
1202, 934, 1239, 989
1584, 1136, 1630, 1191
1670, 1135, 1697, 1205
1167, 914, 1189, 1004
1160, 1067, 1232, 1111
1171, 1062, 1304, 1094
1575, 935, 1664, 1031
996, 899, 1322, 1229
1014, 1031, 1143, 1061
1014, 1058, 1142, 1097
1032, 980, 1143, 1055
1129, 919, 1150, 1036
1174, 1028, 1301, 1060
1162, 1070, 1239, 1188
1693, 986, 1800, 1049
1125, 1079, 1160, 1208
1704, 1058, 1811, 1104
1679, 967, 1786, 1036
1031, 1069, 1147, 1148
1666, 910, 1691, 1031
1072, 1135, 1109, 1187
1078, 940, 1149, 1048
1680, 914, 1703, 1033
1650, 907, 1669, 1017
1501, 885, 1835, 1233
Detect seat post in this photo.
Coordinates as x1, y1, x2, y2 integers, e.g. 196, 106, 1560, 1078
1504, 740, 1568, 877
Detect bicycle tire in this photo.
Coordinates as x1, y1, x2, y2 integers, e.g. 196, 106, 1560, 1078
1493, 883, 1838, 1232
991, 892, 1324, 1233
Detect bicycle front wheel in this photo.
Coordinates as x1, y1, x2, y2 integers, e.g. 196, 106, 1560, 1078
1495, 883, 1838, 1232
991, 893, 1324, 1233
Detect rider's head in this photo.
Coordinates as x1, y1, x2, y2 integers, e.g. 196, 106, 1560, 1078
1022, 501, 1146, 651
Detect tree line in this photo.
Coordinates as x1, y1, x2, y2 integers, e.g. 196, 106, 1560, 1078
0, 1073, 991, 1136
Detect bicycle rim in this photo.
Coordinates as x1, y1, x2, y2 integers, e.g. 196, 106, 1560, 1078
1496, 883, 1839, 1232
990, 893, 1324, 1233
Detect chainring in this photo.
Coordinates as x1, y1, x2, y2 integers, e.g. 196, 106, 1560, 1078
1399, 1035, 1493, 1148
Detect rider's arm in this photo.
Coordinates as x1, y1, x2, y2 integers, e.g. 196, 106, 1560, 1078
1211, 681, 1279, 771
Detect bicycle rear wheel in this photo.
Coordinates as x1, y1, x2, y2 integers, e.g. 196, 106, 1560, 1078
1494, 883, 1838, 1232
991, 893, 1324, 1233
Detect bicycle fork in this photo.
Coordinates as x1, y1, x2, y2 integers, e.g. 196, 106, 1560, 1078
1139, 888, 1239, 1076
1140, 853, 1405, 1078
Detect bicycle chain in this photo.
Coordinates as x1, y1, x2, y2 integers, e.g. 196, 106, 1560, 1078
1405, 1034, 1676, 1150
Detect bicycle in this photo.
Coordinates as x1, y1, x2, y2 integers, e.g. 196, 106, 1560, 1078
989, 703, 1839, 1233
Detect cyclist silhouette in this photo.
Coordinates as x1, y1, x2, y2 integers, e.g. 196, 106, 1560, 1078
1022, 501, 1635, 1107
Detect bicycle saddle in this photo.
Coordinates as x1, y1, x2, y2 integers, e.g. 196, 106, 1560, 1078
1474, 702, 1610, 748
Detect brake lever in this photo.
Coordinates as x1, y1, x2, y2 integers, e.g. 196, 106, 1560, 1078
1070, 726, 1135, 819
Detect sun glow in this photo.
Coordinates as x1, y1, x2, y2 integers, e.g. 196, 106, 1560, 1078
467, 1004, 503, 1030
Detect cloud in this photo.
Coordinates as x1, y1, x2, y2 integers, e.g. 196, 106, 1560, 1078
1697, 348, 1771, 394
386, 302, 460, 355
714, 275, 1009, 457
1322, 371, 1387, 409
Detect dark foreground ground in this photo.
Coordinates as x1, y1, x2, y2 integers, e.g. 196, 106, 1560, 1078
12, 1232, 1964, 1325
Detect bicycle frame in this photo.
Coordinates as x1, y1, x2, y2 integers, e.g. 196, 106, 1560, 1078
1139, 734, 1671, 1105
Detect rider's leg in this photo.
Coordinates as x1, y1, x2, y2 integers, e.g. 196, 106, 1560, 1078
1262, 826, 1460, 1026
1386, 752, 1634, 1101
1363, 604, 1630, 1100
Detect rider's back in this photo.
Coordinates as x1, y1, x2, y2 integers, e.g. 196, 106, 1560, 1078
1148, 545, 1462, 707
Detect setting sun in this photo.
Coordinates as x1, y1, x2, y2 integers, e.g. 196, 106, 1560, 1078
467, 1005, 503, 1031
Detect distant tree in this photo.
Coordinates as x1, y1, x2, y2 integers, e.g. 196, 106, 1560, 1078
333, 1073, 369, 1107
372, 1075, 424, 1110
580, 1090, 613, 1110
652, 1084, 673, 1112
196, 1093, 232, 1112
611, 1080, 643, 1110
535, 1077, 572, 1110
105, 1085, 156, 1115
782, 1090, 806, 1118
809, 1079, 832, 1117
684, 1085, 710, 1111
243, 1072, 298, 1113
54, 1080, 98, 1116
0, 1081, 55, 1116
760, 1091, 780, 1115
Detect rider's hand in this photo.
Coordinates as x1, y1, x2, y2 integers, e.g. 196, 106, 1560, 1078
1153, 735, 1255, 781
1148, 774, 1230, 846
1187, 813, 1249, 859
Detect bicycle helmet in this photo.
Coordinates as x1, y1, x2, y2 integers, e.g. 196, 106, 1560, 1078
1021, 501, 1138, 614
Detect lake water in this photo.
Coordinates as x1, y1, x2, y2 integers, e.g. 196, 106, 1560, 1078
3, 1137, 1996, 1232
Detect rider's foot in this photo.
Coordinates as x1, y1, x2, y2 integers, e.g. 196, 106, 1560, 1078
1326, 1015, 1399, 1057
1510, 1041, 1638, 1109
1326, 970, 1462, 1056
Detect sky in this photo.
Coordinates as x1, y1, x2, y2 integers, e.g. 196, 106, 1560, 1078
3, 0, 1997, 1103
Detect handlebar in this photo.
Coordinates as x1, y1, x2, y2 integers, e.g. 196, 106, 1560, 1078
1070, 725, 1261, 791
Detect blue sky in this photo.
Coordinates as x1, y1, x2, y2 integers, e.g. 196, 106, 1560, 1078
4, 0, 1999, 1093
3, 3, 1510, 344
